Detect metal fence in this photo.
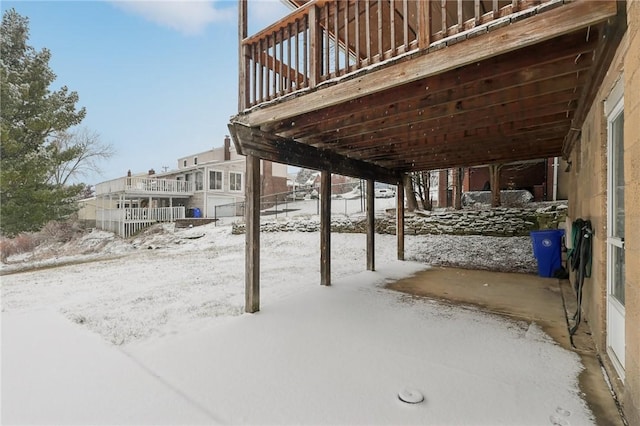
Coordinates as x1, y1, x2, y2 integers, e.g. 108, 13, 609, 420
213, 183, 397, 224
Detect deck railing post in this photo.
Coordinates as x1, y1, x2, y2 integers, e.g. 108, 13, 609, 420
308, 5, 321, 88
418, 0, 431, 49
239, 0, 249, 110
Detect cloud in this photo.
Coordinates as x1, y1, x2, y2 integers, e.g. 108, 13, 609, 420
248, 0, 292, 30
110, 1, 234, 36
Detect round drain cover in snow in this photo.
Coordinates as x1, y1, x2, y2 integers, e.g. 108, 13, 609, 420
398, 389, 424, 404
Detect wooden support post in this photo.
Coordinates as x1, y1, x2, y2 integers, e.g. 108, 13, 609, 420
320, 170, 331, 286
245, 154, 261, 313
366, 179, 375, 271
488, 163, 503, 208
453, 167, 463, 210
396, 180, 405, 261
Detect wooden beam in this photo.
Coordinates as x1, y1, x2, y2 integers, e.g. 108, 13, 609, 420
228, 122, 401, 185
368, 132, 566, 171
339, 108, 577, 153
366, 178, 375, 271
396, 179, 404, 261
296, 55, 594, 143
562, 6, 627, 157
235, 0, 616, 125
320, 170, 331, 286
245, 154, 260, 313
260, 27, 598, 136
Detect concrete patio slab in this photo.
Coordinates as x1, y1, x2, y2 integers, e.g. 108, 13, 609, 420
387, 267, 625, 426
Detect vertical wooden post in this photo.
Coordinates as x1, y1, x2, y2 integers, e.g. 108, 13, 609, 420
354, 0, 360, 67
418, 0, 431, 49
238, 0, 249, 110
439, 0, 445, 36
453, 167, 463, 210
366, 179, 375, 271
390, 0, 396, 54
320, 170, 331, 286
309, 5, 321, 88
488, 163, 503, 208
245, 155, 261, 313
397, 179, 405, 261
377, 0, 383, 58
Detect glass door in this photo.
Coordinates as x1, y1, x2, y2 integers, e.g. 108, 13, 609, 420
606, 94, 625, 378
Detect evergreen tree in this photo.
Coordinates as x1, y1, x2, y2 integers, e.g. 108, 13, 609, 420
1, 9, 86, 236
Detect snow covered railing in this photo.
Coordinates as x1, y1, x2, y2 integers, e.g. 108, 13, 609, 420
95, 177, 194, 196
97, 207, 186, 238
240, 0, 556, 108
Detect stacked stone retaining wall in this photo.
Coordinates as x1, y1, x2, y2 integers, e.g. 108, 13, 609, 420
232, 205, 567, 237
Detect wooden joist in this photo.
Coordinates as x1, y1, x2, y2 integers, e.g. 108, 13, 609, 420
562, 1, 627, 158
228, 122, 402, 185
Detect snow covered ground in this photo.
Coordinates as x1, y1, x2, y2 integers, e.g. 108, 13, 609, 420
1, 219, 593, 425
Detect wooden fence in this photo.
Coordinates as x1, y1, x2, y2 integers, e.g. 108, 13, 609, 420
97, 207, 186, 238
95, 177, 193, 196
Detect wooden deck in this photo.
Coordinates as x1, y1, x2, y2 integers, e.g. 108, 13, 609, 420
228, 0, 626, 313
97, 207, 186, 238
230, 0, 624, 175
95, 177, 194, 197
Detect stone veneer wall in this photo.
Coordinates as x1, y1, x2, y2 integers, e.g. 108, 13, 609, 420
232, 205, 567, 237
567, 2, 640, 423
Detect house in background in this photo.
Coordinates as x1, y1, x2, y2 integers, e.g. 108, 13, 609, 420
163, 135, 288, 217
462, 158, 569, 200
430, 158, 570, 208
93, 136, 288, 237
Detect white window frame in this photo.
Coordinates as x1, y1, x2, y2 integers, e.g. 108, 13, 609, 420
209, 169, 224, 191
229, 171, 243, 192
605, 77, 625, 379
195, 171, 204, 191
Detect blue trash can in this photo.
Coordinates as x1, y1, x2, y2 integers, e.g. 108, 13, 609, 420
193, 207, 202, 218
530, 229, 564, 277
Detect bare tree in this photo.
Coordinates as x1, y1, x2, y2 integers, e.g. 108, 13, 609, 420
411, 171, 433, 211
403, 173, 418, 212
47, 127, 115, 186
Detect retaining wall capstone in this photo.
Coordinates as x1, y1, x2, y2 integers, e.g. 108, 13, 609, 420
231, 205, 567, 237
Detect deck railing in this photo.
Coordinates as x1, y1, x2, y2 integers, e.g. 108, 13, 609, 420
97, 207, 186, 238
95, 177, 194, 196
240, 0, 555, 109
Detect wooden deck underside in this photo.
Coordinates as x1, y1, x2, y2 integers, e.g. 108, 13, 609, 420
230, 0, 624, 183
